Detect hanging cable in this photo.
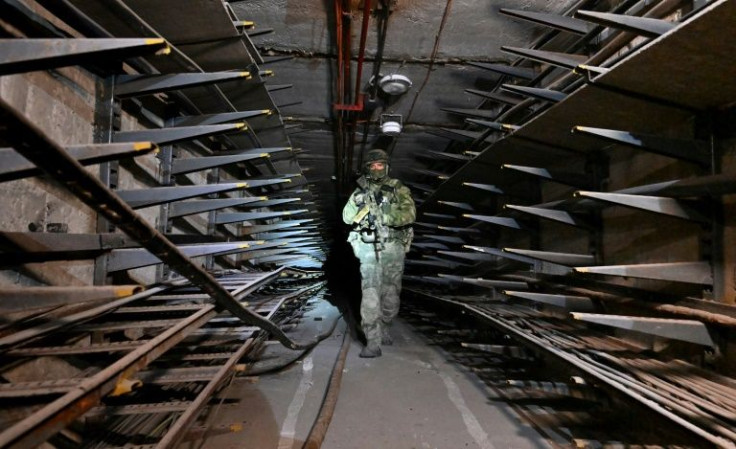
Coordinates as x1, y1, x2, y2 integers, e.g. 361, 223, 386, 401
405, 0, 454, 123
368, 0, 392, 101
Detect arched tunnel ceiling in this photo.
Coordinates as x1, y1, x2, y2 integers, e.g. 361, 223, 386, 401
230, 0, 580, 222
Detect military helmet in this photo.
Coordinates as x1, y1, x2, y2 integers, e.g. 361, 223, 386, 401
364, 149, 389, 166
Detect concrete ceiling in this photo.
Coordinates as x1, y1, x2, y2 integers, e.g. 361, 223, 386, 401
230, 0, 580, 221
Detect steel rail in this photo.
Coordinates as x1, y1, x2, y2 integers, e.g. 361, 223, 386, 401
302, 319, 350, 449
520, 311, 733, 417
0, 284, 172, 351
157, 279, 321, 447
617, 359, 736, 421
154, 337, 256, 448
0, 98, 314, 351
408, 290, 736, 448
608, 352, 736, 414
232, 267, 287, 300
575, 350, 736, 442
0, 305, 217, 449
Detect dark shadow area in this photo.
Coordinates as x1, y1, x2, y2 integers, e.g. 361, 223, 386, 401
322, 228, 363, 343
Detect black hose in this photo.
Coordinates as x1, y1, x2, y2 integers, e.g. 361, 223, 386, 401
246, 312, 343, 375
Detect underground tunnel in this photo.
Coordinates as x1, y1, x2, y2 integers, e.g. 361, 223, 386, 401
1, 0, 736, 448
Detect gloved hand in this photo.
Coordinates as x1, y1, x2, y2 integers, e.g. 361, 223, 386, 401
374, 191, 384, 205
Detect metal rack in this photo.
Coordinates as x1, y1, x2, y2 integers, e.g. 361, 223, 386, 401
406, 0, 736, 353
404, 1, 736, 443
0, 0, 329, 447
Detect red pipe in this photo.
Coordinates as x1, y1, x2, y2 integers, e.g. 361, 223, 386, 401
334, 0, 344, 105
354, 0, 372, 104
334, 0, 370, 111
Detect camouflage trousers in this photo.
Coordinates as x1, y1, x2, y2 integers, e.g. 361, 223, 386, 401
350, 239, 406, 345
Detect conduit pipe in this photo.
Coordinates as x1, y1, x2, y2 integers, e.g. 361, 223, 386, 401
334, 0, 373, 192
353, 0, 372, 106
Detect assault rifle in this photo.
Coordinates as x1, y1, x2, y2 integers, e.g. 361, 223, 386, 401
352, 192, 388, 253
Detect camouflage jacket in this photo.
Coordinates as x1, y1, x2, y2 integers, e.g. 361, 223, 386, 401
342, 176, 416, 238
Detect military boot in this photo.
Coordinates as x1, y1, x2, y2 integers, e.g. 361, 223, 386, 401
381, 326, 393, 346
359, 341, 382, 358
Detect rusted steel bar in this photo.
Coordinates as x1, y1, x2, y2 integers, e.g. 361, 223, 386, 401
155, 338, 256, 448
0, 285, 143, 312
231, 267, 286, 300
302, 320, 350, 449
620, 358, 736, 420
0, 284, 171, 350
86, 401, 192, 417
6, 341, 144, 357
0, 97, 314, 352
410, 290, 736, 448
580, 351, 736, 442
0, 305, 216, 448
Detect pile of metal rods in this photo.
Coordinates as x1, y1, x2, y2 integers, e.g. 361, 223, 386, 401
0, 268, 326, 448
410, 290, 736, 448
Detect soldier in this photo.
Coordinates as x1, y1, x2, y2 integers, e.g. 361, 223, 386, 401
342, 149, 415, 358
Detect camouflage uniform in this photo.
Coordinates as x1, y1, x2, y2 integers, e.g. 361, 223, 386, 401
343, 154, 415, 357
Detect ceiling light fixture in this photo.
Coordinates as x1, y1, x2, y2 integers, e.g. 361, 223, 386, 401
380, 113, 402, 136
378, 74, 412, 95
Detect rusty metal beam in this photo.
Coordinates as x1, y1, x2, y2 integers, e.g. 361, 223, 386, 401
107, 241, 278, 272
241, 220, 314, 234
500, 8, 591, 34
503, 164, 596, 189
502, 248, 595, 266
505, 291, 596, 311
114, 71, 252, 98
113, 123, 246, 145
575, 10, 676, 38
504, 204, 591, 228
467, 61, 536, 79
460, 277, 529, 290
464, 89, 524, 105
571, 313, 714, 347
171, 150, 269, 175
462, 214, 528, 231
461, 182, 505, 194
437, 200, 474, 211
0, 142, 157, 182
500, 84, 567, 102
171, 109, 271, 127
215, 209, 308, 225
572, 126, 710, 166
574, 191, 709, 222
0, 285, 142, 312
501, 46, 588, 70
465, 119, 519, 133
575, 262, 712, 285
117, 178, 290, 208
435, 250, 496, 262
155, 338, 257, 448
0, 305, 216, 448
169, 196, 267, 218
0, 38, 169, 75
440, 108, 498, 120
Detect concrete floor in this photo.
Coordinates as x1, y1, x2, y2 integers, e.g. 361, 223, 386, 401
186, 299, 553, 449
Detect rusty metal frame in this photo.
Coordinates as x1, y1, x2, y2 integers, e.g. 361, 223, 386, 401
410, 290, 736, 448
0, 97, 314, 351
0, 305, 217, 448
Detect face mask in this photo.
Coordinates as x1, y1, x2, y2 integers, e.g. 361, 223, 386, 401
367, 164, 388, 182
